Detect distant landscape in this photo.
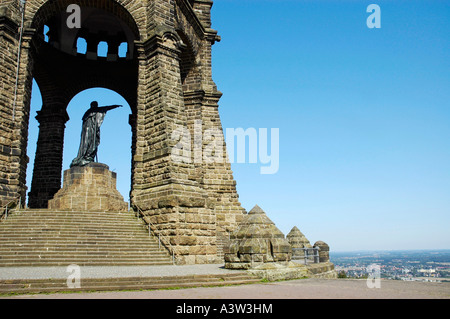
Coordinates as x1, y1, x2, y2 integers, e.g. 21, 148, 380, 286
330, 250, 450, 282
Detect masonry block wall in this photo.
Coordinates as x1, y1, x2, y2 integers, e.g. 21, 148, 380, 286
0, 1, 33, 207
0, 0, 244, 264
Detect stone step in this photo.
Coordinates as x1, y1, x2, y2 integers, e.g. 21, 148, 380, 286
0, 260, 174, 267
0, 255, 173, 261
9, 213, 135, 219
2, 215, 143, 225
0, 218, 145, 229
9, 209, 136, 215
0, 273, 261, 294
5, 214, 141, 224
0, 229, 151, 235
0, 247, 169, 254
0, 241, 162, 247
4, 215, 143, 224
1, 223, 149, 230
0, 251, 170, 257
0, 230, 158, 237
0, 238, 162, 245
0, 255, 172, 262
0, 241, 167, 251
0, 230, 154, 238
0, 242, 162, 249
12, 209, 133, 214
1, 239, 165, 250
0, 209, 174, 267
0, 249, 166, 256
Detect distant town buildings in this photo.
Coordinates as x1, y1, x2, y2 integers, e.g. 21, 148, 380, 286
331, 250, 450, 283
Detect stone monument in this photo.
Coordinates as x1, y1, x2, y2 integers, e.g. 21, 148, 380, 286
0, 0, 333, 266
0, 0, 245, 264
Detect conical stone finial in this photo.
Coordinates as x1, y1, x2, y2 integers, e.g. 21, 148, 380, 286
286, 226, 312, 258
224, 205, 292, 269
248, 205, 265, 214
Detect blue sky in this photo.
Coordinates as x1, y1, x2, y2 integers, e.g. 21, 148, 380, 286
28, 1, 449, 252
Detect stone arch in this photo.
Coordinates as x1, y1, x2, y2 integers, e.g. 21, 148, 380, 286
26, 0, 141, 208
29, 0, 141, 59
0, 0, 245, 265
27, 0, 143, 41
176, 29, 199, 89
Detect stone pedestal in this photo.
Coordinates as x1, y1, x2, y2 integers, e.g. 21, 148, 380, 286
48, 163, 128, 212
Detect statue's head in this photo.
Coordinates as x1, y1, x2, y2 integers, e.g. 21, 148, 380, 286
90, 101, 98, 108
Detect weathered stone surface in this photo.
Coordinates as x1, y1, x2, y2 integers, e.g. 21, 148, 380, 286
314, 240, 331, 263
0, 1, 334, 270
224, 205, 292, 269
247, 261, 337, 281
247, 262, 309, 281
286, 226, 313, 258
306, 261, 337, 279
0, 0, 245, 264
48, 163, 128, 212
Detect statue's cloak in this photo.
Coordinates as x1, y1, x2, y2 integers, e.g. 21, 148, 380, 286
70, 107, 108, 167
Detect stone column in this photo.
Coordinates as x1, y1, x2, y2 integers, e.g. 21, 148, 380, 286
181, 26, 245, 254
192, 0, 213, 28
314, 241, 330, 263
85, 33, 99, 60
131, 29, 217, 265
28, 106, 69, 208
0, 5, 34, 206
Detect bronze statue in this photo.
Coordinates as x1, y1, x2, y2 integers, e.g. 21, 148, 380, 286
70, 101, 122, 167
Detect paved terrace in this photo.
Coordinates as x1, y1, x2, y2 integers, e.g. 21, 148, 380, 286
0, 264, 234, 280
0, 264, 448, 299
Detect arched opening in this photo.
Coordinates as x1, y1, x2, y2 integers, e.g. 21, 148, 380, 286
177, 30, 199, 90
43, 25, 49, 43
76, 37, 87, 54
27, 0, 140, 208
97, 41, 108, 57
64, 88, 132, 199
118, 42, 128, 58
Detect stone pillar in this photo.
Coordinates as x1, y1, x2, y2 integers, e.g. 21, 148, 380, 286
131, 29, 217, 265
183, 90, 245, 256
85, 33, 99, 60
28, 106, 69, 208
179, 6, 245, 255
0, 5, 33, 206
192, 0, 213, 28
314, 241, 330, 263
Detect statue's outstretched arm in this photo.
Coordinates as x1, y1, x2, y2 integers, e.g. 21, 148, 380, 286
101, 105, 123, 112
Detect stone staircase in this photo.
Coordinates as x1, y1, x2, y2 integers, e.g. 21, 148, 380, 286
0, 209, 173, 267
0, 209, 261, 295
0, 273, 261, 295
